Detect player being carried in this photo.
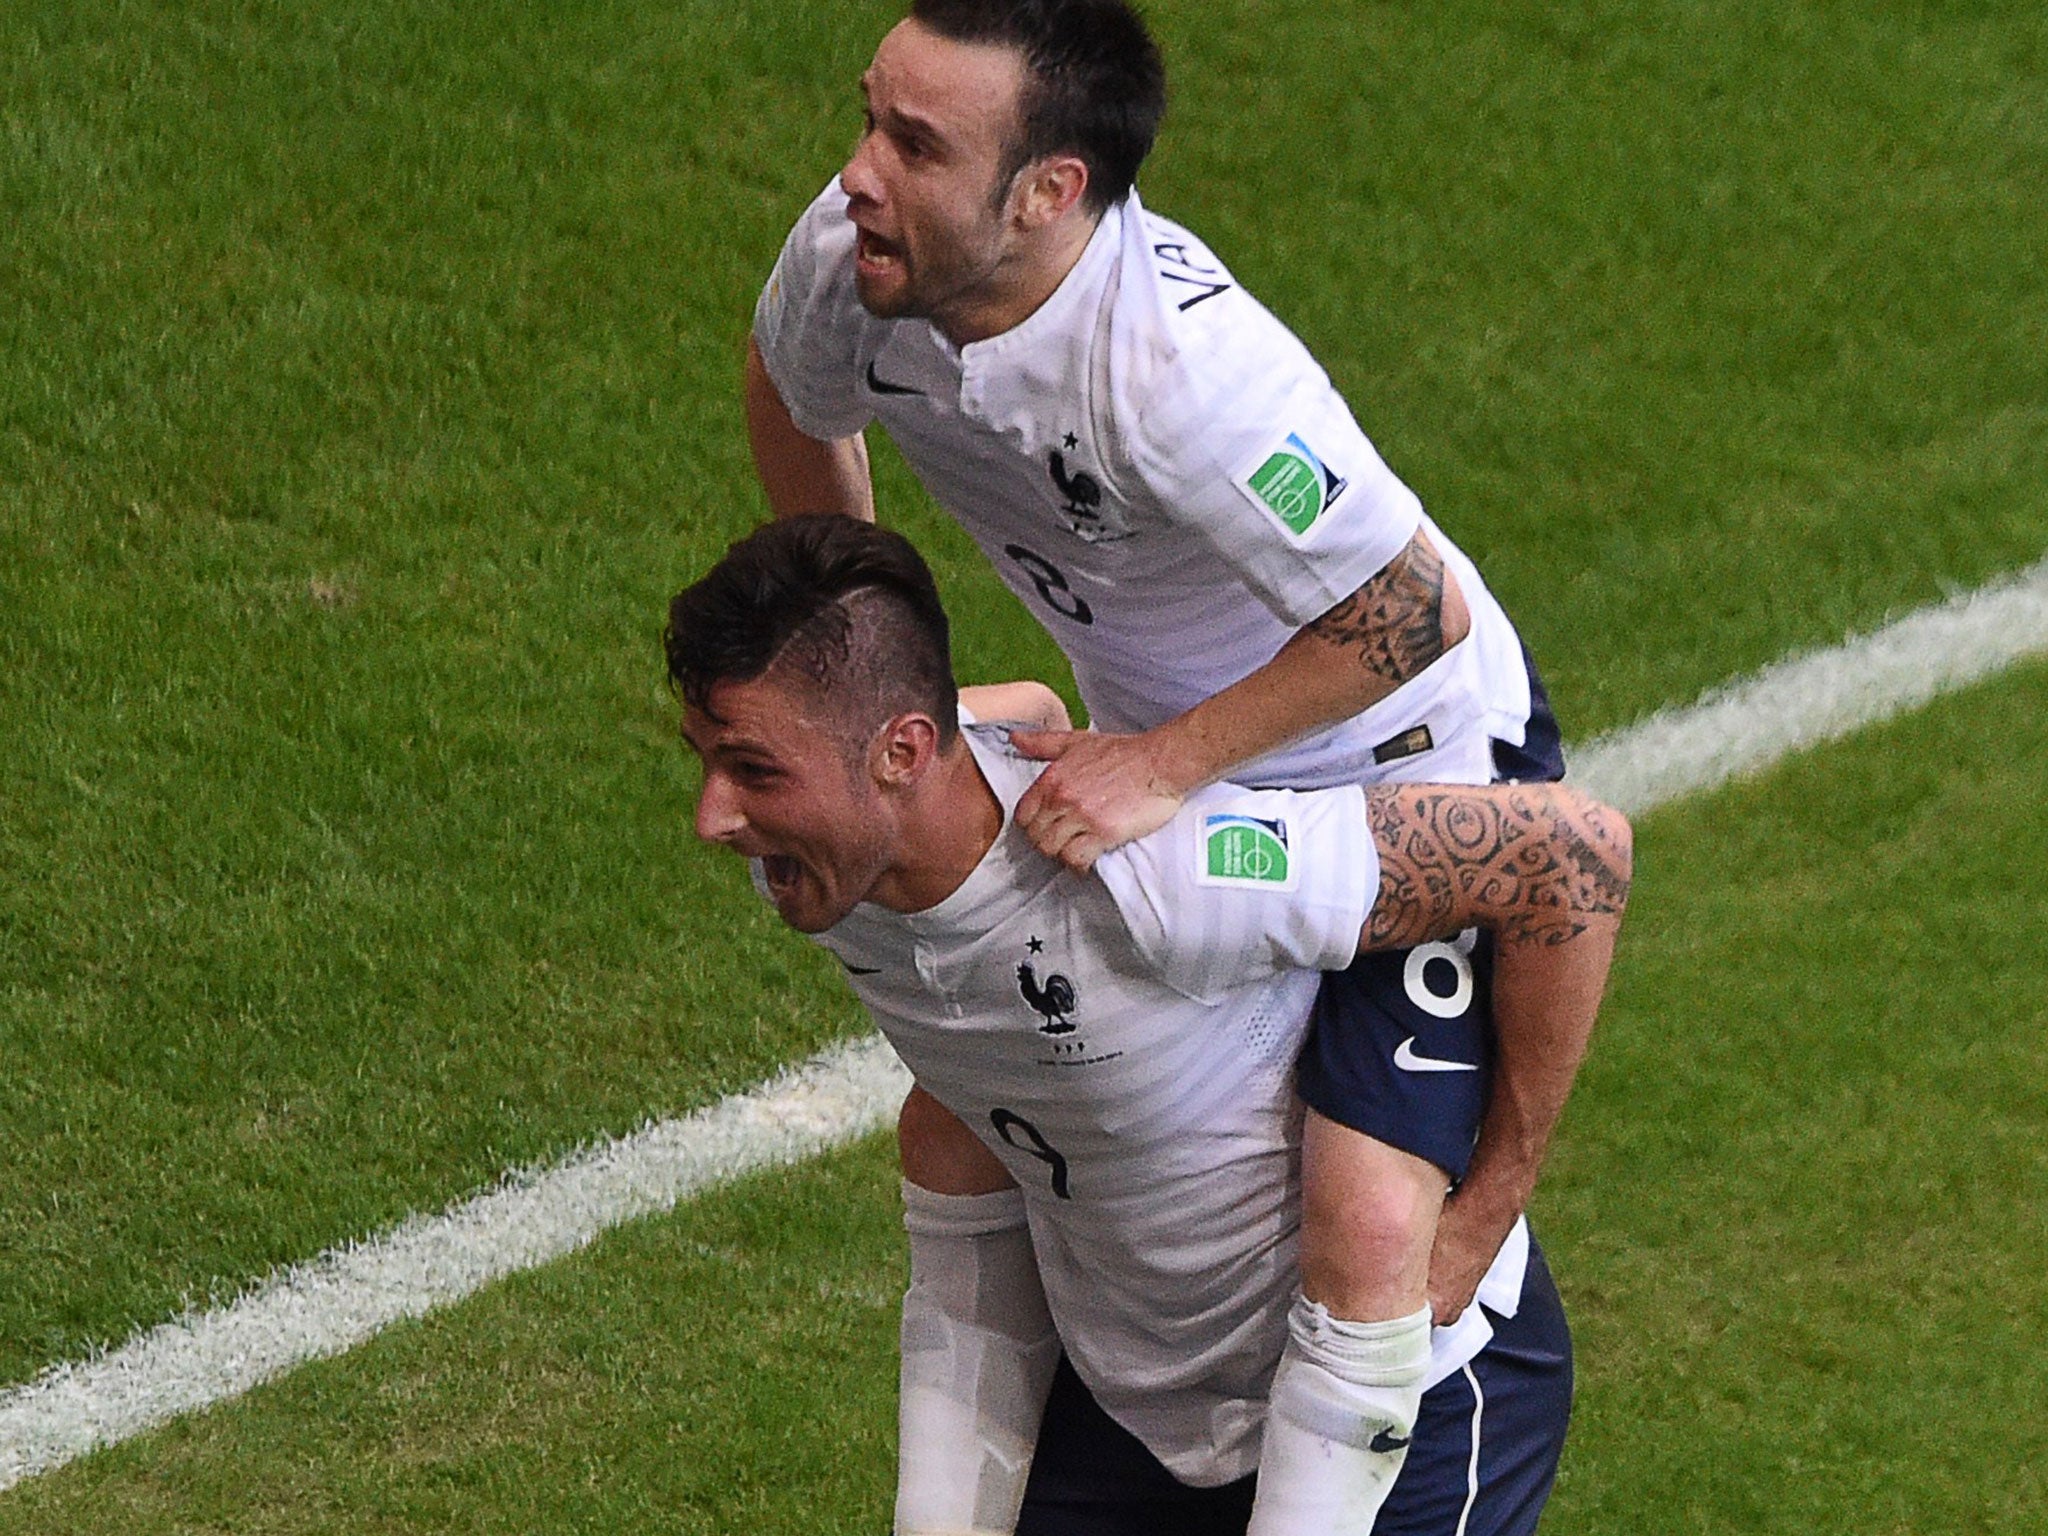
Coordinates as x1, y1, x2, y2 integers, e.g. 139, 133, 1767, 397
668, 517, 1631, 1534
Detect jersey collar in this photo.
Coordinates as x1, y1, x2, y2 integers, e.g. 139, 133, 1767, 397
835, 725, 1059, 941
957, 192, 1133, 418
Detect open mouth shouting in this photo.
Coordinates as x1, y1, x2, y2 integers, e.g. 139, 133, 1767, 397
760, 853, 804, 899
756, 850, 845, 933
854, 224, 907, 286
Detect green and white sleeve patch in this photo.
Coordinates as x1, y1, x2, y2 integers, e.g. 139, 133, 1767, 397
1197, 813, 1298, 891
1236, 431, 1349, 538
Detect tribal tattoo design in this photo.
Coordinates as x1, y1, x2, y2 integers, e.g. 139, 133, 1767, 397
1362, 784, 1633, 951
1307, 534, 1449, 687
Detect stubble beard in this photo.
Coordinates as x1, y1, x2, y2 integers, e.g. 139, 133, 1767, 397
855, 216, 1012, 331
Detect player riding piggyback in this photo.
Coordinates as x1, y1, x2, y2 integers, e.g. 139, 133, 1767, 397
756, 176, 1554, 792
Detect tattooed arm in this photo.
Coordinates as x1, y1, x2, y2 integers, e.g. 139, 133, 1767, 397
1301, 529, 1468, 694
1360, 780, 1631, 951
1014, 529, 1469, 872
1362, 781, 1634, 1320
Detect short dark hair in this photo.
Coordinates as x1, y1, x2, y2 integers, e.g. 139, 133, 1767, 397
666, 515, 959, 747
910, 0, 1166, 215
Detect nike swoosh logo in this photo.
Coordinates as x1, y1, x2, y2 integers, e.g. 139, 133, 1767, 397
1393, 1037, 1478, 1073
865, 361, 923, 397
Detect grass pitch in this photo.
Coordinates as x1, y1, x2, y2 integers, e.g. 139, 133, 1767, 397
2, 0, 2045, 1527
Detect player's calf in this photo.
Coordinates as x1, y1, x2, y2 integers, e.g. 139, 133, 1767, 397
1248, 1112, 1442, 1533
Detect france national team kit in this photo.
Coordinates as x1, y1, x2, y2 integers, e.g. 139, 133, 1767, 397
785, 727, 1570, 1532
757, 178, 1572, 1528
755, 180, 1560, 791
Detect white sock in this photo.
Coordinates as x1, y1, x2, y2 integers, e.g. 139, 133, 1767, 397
895, 1181, 1060, 1536
1246, 1296, 1433, 1536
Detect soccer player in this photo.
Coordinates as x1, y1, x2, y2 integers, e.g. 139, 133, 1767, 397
666, 517, 1631, 1535
743, 0, 1569, 1355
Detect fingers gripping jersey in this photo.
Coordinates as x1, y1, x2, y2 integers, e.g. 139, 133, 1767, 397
813, 727, 1378, 1485
754, 181, 1535, 789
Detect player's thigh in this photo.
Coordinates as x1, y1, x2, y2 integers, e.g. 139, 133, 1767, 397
1297, 931, 1493, 1183
1375, 1241, 1574, 1536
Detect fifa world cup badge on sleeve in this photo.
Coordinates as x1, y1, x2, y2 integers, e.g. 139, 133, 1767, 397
1236, 430, 1350, 538
1196, 812, 1300, 892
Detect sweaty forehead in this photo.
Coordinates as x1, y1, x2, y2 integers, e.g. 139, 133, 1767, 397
866, 19, 1026, 141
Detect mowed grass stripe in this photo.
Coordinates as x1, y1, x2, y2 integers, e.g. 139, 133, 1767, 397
6, 563, 2046, 1493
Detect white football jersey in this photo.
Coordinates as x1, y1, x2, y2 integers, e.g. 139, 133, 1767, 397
755, 181, 1535, 790
805, 726, 1527, 1485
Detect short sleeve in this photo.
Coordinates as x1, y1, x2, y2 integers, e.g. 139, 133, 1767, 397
1117, 283, 1425, 627
752, 179, 876, 442
1094, 781, 1377, 1004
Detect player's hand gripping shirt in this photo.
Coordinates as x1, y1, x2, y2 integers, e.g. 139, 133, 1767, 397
755, 182, 1536, 789
795, 726, 1529, 1487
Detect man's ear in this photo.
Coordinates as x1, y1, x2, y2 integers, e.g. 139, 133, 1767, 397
1011, 153, 1090, 231
871, 711, 942, 789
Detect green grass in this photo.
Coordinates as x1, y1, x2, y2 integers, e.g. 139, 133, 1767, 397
1147, 0, 2048, 731
4, 668, 2043, 1532
0, 0, 1053, 1384
0, 1141, 907, 1535
1, 0, 2045, 1525
1546, 661, 2048, 1530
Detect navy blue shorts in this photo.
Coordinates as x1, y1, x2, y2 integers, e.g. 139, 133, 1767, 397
1493, 641, 1567, 786
1016, 1239, 1573, 1536
1374, 1240, 1573, 1536
1018, 1358, 1257, 1536
1297, 932, 1495, 1183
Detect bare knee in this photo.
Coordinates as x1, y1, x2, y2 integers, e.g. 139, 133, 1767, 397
1297, 1108, 1447, 1319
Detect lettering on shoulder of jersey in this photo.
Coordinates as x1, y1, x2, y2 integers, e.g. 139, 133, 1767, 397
1235, 430, 1350, 538
1150, 233, 1233, 312
1196, 812, 1300, 892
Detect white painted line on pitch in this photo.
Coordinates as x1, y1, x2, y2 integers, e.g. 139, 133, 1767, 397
0, 1035, 913, 1493
4, 556, 2047, 1494
1568, 555, 2048, 814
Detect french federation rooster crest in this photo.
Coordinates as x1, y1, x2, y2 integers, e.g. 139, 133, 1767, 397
1049, 447, 1102, 523
1016, 937, 1078, 1035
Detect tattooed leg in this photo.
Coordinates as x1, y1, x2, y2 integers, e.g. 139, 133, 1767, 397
1362, 782, 1633, 951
